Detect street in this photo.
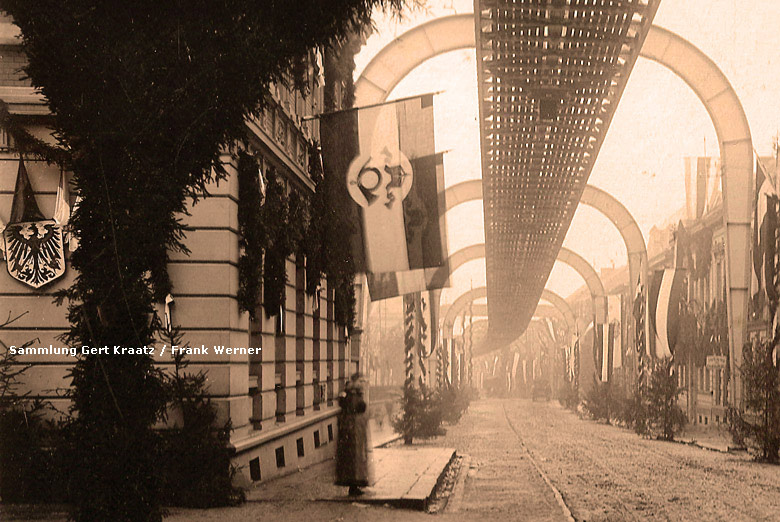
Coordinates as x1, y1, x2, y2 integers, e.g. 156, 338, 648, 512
167, 398, 780, 521
6, 398, 780, 521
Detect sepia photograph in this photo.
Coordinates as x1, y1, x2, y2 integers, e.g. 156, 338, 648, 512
1, 1, 779, 520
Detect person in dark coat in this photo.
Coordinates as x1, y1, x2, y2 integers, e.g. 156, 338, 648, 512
335, 373, 372, 495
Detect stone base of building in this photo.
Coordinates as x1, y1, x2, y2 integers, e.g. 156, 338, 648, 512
231, 407, 340, 485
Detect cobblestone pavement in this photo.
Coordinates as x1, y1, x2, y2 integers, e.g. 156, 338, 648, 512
503, 399, 780, 521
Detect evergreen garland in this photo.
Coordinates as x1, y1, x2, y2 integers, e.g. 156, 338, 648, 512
302, 138, 358, 331
288, 184, 311, 259
303, 141, 328, 295
237, 150, 266, 316
322, 30, 368, 333
0, 102, 69, 165
261, 167, 291, 317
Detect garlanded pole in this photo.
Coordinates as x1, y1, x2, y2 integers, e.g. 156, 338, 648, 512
416, 293, 428, 391
467, 297, 474, 386
634, 279, 647, 392
574, 331, 580, 393
436, 335, 444, 388
403, 293, 415, 395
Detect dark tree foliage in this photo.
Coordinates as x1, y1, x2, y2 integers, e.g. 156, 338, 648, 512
614, 386, 649, 436
322, 32, 367, 332
236, 150, 266, 316
557, 378, 580, 411
0, 2, 405, 520
583, 376, 614, 423
303, 142, 328, 296
261, 167, 294, 317
728, 339, 780, 463
301, 139, 357, 330
645, 358, 687, 441
437, 385, 475, 425
237, 150, 311, 318
261, 167, 312, 318
158, 326, 244, 507
0, 315, 67, 504
0, 405, 69, 504
392, 386, 445, 444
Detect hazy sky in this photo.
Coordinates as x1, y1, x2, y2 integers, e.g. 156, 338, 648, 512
356, 0, 780, 312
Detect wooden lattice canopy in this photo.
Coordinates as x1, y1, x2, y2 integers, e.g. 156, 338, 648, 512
474, 0, 661, 343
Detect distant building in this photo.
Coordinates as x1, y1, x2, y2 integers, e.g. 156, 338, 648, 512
567, 154, 777, 426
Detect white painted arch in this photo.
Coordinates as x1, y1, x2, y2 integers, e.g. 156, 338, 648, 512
356, 16, 752, 401
442, 285, 579, 341
437, 242, 606, 325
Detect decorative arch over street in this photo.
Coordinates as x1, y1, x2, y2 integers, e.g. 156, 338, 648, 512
356, 17, 752, 396
437, 242, 606, 326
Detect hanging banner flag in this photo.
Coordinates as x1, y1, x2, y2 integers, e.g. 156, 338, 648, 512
428, 288, 440, 361
648, 268, 684, 359
633, 273, 647, 368
320, 94, 447, 280
511, 352, 520, 384
754, 158, 779, 309
592, 319, 602, 371
52, 169, 71, 226
3, 157, 66, 288
0, 214, 5, 260
612, 317, 623, 369
544, 317, 556, 345
703, 157, 722, 215
684, 157, 709, 220
592, 323, 613, 382
608, 294, 622, 369
366, 152, 449, 300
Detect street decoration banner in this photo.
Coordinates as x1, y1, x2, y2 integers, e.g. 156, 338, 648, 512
320, 94, 449, 295
608, 294, 622, 369
752, 157, 778, 311
598, 323, 616, 382
648, 268, 684, 359
3, 157, 65, 289
364, 153, 448, 301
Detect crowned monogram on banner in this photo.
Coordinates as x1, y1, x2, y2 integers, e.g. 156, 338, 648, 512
320, 93, 449, 300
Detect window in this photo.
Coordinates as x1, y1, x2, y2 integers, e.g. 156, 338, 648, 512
249, 458, 261, 481
296, 437, 305, 458
275, 446, 286, 468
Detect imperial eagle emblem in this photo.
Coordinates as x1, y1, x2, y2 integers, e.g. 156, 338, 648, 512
4, 219, 65, 288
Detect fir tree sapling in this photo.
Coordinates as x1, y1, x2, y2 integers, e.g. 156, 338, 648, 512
727, 339, 780, 462
645, 358, 686, 441
159, 325, 244, 508
583, 376, 614, 423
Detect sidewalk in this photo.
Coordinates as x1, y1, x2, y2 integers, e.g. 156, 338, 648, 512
319, 446, 456, 510
676, 424, 743, 453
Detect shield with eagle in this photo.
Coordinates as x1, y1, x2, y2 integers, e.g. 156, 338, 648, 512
3, 157, 66, 288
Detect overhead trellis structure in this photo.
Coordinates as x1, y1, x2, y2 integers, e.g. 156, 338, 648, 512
474, 0, 661, 342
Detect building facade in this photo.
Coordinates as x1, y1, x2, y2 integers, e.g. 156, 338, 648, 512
0, 15, 356, 484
